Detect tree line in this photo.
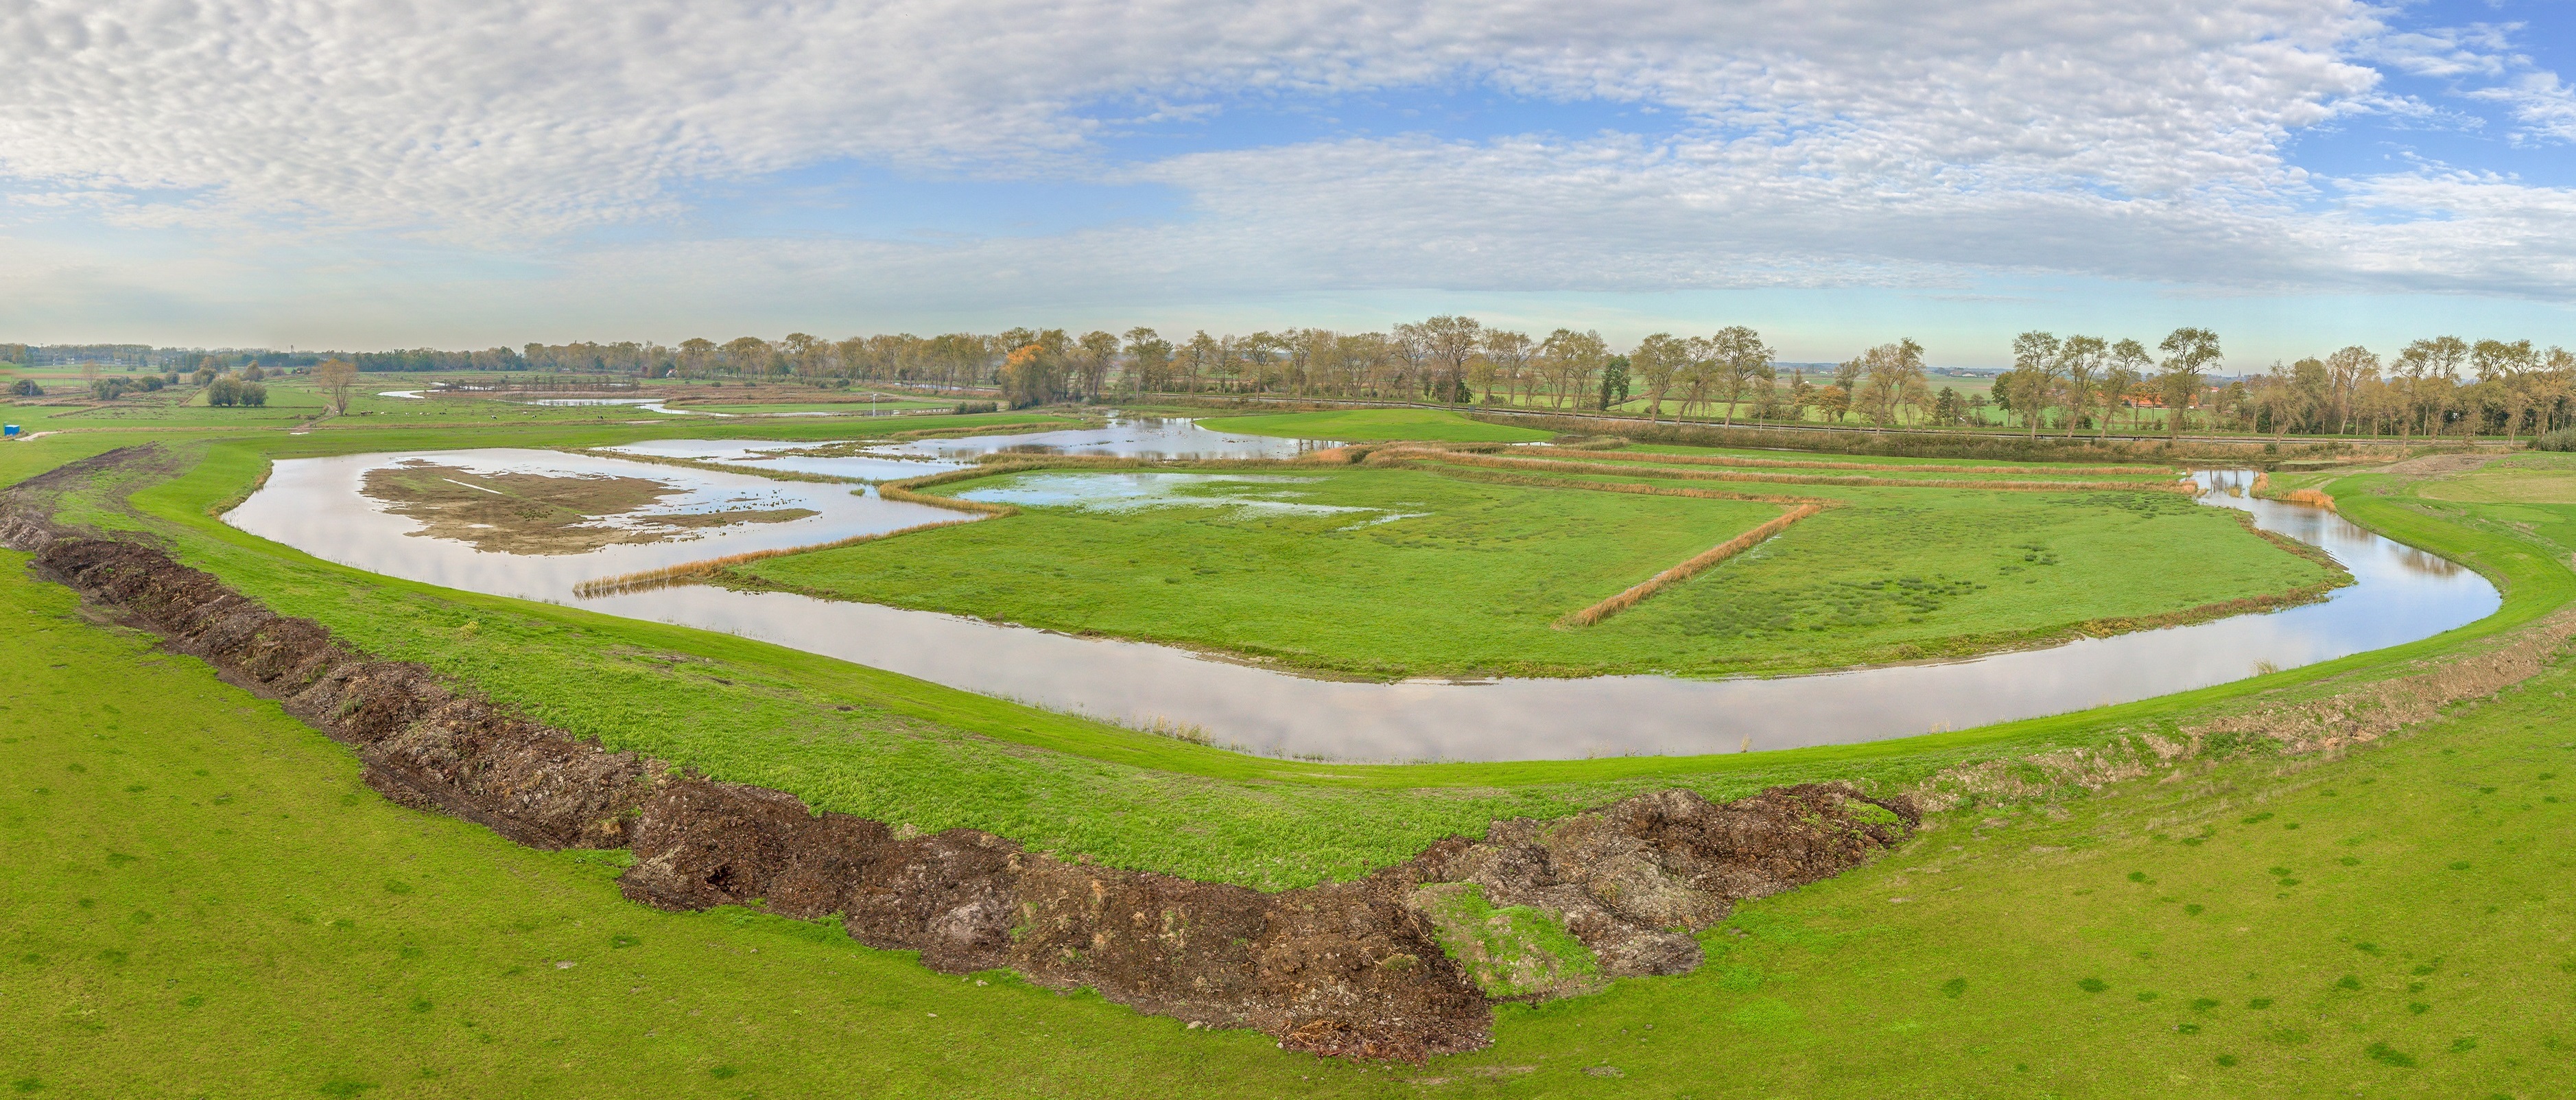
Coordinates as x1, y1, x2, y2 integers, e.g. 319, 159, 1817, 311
306, 320, 2576, 439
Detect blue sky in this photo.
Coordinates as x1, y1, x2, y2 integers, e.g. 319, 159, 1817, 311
2, 0, 2573, 366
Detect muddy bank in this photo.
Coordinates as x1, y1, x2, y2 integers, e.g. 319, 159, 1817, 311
1, 447, 1916, 1060
362, 460, 818, 555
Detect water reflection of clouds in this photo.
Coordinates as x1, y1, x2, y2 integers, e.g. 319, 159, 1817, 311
231, 449, 971, 596
954, 471, 1386, 519
603, 417, 1338, 482
233, 460, 2505, 763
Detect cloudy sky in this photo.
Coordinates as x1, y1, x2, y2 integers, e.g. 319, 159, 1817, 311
2, 0, 2571, 364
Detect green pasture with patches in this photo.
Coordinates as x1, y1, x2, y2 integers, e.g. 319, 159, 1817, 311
735, 458, 2331, 679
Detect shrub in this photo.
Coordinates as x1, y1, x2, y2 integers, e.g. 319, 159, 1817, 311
2531, 427, 2576, 452
206, 377, 270, 408
9, 377, 40, 397
953, 401, 999, 414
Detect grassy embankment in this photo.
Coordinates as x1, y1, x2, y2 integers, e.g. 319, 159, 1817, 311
8, 517, 2576, 1096
735, 456, 2328, 679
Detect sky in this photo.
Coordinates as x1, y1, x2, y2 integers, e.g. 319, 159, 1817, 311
2, 0, 2573, 366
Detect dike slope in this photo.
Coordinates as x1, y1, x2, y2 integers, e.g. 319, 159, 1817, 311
1, 447, 1915, 1060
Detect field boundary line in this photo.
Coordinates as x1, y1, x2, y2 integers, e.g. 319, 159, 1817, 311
1558, 504, 1827, 629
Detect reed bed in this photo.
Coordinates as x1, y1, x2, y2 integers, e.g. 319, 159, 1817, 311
1375, 447, 2197, 494
1556, 504, 1825, 628
874, 463, 1043, 513
2246, 471, 2339, 511
1526, 446, 2178, 477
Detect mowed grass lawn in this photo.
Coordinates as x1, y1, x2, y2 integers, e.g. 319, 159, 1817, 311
1198, 408, 1553, 442
737, 466, 2335, 678
10, 548, 2575, 1099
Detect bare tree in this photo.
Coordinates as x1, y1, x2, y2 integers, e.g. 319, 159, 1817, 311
2324, 345, 2378, 435
1483, 330, 1534, 406
314, 358, 358, 414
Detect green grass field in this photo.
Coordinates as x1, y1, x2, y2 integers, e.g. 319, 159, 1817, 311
9, 537, 2575, 1097
677, 401, 949, 414
5, 414, 2575, 1096
736, 457, 2327, 679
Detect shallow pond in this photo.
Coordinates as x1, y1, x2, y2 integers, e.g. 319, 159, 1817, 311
604, 417, 1340, 481
228, 457, 2501, 762
229, 449, 969, 596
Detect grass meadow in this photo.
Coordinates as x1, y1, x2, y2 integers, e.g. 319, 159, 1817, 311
8, 540, 2575, 1097
737, 457, 2329, 679
4, 409, 2575, 1096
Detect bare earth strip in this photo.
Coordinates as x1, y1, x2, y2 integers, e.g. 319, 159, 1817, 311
1559, 504, 1829, 628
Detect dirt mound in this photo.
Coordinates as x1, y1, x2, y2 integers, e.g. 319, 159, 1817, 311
3, 447, 1917, 1060
615, 776, 1913, 1057
29, 536, 657, 850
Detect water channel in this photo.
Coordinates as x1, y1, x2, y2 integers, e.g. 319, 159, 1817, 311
226, 435, 2501, 762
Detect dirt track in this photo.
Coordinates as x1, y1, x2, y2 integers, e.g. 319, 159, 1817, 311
2, 446, 1916, 1060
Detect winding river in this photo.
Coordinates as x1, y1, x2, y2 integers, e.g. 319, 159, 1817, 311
226, 430, 2501, 762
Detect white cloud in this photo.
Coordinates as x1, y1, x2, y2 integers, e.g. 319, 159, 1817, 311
3, 0, 2576, 340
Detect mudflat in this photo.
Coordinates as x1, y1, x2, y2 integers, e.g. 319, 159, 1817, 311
360, 460, 816, 554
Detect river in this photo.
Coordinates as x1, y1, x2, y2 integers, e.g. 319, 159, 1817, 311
224, 435, 2500, 762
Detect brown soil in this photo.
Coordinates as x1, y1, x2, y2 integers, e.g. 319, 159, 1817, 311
3, 446, 1917, 1061
617, 777, 1912, 1058
360, 461, 815, 554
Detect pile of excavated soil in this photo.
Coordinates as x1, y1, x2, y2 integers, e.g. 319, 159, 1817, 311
3, 447, 1917, 1060
359, 460, 816, 554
